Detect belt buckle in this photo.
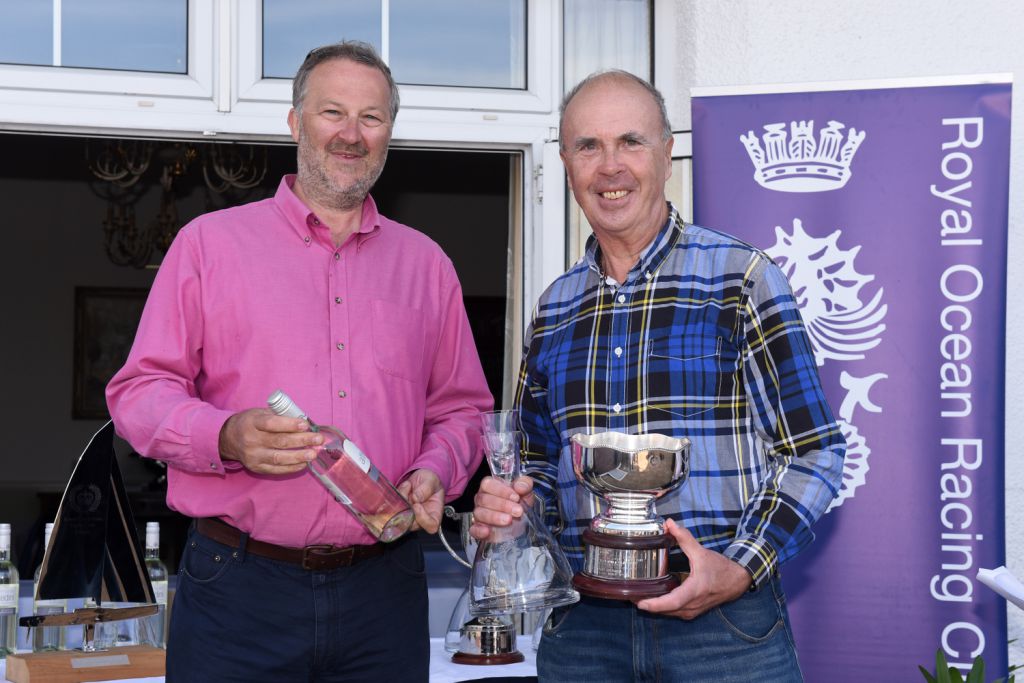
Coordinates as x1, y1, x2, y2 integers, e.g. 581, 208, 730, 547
301, 544, 355, 570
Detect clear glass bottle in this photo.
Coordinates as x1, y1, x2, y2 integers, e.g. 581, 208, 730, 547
139, 522, 168, 648
32, 522, 65, 652
267, 389, 415, 542
0, 523, 19, 658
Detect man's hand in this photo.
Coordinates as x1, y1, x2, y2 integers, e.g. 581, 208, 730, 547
218, 408, 322, 475
635, 518, 753, 620
469, 475, 535, 541
398, 469, 445, 533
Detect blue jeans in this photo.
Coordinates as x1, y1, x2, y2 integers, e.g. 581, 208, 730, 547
167, 524, 429, 683
537, 577, 802, 682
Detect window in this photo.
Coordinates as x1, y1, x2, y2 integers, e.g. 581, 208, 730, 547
563, 0, 650, 91
261, 0, 526, 89
262, 0, 380, 78
0, 0, 186, 74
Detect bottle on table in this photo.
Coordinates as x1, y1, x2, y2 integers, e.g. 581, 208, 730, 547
32, 522, 65, 652
0, 523, 19, 659
139, 522, 168, 648
267, 389, 415, 542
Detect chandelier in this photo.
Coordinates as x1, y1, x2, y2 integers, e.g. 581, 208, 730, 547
87, 139, 269, 268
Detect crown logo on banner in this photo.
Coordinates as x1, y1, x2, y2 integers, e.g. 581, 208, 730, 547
740, 120, 866, 192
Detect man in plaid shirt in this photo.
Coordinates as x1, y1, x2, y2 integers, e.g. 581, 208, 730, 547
471, 71, 846, 682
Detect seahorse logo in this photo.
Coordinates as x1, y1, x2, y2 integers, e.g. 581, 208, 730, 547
766, 218, 886, 511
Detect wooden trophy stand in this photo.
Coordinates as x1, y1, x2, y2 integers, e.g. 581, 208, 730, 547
6, 606, 165, 683
6, 646, 164, 683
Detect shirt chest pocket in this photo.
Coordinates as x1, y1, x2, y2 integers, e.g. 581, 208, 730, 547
370, 299, 425, 382
645, 333, 727, 418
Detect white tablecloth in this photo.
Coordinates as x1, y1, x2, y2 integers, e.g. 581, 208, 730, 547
1, 637, 536, 682
429, 635, 538, 682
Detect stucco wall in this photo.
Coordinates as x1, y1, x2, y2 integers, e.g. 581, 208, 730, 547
667, 0, 1023, 668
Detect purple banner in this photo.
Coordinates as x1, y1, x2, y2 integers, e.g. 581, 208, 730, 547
692, 79, 1011, 680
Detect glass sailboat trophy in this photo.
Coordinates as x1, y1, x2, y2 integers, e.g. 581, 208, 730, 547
468, 410, 579, 616
6, 421, 165, 683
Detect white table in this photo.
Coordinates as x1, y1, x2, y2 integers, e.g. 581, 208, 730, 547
5, 570, 538, 682
2, 638, 536, 682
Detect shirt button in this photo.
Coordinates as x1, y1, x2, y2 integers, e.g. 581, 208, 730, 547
614, 347, 623, 357
334, 253, 341, 261
613, 403, 622, 413
336, 342, 345, 350
209, 462, 217, 470
338, 390, 347, 398
313, 217, 321, 225
303, 236, 311, 244
617, 294, 626, 304
335, 297, 343, 304
645, 271, 653, 280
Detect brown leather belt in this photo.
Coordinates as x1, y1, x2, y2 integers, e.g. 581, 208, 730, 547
195, 517, 388, 571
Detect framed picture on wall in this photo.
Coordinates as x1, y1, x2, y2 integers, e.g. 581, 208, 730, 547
72, 287, 149, 419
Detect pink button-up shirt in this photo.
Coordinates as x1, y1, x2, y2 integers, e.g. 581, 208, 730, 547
107, 176, 493, 548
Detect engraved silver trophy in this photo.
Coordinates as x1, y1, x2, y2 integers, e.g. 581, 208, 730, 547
570, 431, 691, 600
438, 507, 524, 665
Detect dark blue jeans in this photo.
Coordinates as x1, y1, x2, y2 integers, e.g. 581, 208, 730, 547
167, 524, 429, 683
537, 576, 802, 682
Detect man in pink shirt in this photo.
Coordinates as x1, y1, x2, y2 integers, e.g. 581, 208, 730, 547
107, 41, 492, 682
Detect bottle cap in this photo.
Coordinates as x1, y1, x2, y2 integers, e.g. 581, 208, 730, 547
146, 522, 160, 549
44, 522, 54, 548
0, 523, 10, 548
267, 389, 306, 420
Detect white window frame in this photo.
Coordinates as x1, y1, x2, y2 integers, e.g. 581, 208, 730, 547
0, 0, 218, 134
652, 0, 680, 131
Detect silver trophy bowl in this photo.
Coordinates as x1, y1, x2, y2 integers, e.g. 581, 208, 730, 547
570, 431, 691, 599
572, 431, 690, 535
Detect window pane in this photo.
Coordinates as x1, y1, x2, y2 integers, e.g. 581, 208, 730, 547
62, 0, 186, 73
0, 1, 53, 66
262, 0, 381, 79
389, 0, 525, 89
564, 0, 649, 92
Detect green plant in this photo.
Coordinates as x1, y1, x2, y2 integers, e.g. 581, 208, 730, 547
920, 648, 1015, 683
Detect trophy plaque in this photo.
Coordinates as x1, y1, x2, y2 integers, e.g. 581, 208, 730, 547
570, 431, 691, 600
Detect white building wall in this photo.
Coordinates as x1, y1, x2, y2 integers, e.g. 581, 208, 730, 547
666, 0, 1024, 668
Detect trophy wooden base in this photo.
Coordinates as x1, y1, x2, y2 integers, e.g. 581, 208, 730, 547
451, 650, 525, 666
4, 645, 166, 683
574, 529, 681, 600
573, 570, 680, 600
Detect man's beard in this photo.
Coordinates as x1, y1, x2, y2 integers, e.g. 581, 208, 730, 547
296, 130, 388, 211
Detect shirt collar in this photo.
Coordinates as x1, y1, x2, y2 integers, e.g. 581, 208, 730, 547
584, 202, 684, 283
273, 174, 382, 244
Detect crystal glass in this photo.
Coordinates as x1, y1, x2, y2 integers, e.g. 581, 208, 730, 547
468, 413, 579, 616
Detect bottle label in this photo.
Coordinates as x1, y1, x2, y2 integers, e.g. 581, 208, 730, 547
0, 583, 17, 608
35, 601, 64, 613
33, 581, 65, 611
152, 580, 168, 605
343, 439, 376, 479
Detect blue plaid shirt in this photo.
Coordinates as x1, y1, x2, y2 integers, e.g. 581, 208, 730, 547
516, 205, 846, 588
